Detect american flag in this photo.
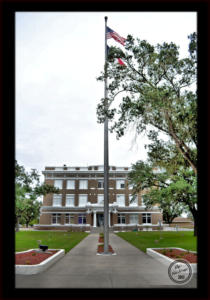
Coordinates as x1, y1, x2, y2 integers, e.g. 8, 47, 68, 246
106, 26, 126, 46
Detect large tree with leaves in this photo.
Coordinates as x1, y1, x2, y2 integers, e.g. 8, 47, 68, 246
97, 33, 197, 175
97, 33, 197, 234
15, 161, 59, 230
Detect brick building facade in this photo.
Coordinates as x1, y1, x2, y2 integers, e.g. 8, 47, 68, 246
36, 165, 163, 231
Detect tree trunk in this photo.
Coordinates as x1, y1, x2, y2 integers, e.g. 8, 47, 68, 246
190, 207, 197, 237
163, 212, 175, 225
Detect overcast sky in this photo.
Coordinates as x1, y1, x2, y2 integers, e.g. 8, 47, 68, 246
16, 11, 197, 177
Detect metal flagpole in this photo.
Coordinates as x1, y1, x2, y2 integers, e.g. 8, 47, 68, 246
103, 16, 109, 254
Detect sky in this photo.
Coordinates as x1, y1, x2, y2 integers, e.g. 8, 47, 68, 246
16, 11, 197, 178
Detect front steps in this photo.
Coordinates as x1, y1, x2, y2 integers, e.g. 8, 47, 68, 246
90, 226, 114, 233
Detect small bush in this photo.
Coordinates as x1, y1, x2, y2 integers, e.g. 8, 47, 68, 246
169, 249, 173, 253
32, 253, 36, 256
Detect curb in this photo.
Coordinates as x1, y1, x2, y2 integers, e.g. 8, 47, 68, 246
15, 249, 65, 275
146, 247, 197, 273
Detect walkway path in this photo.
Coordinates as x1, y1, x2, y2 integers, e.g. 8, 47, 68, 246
15, 233, 196, 288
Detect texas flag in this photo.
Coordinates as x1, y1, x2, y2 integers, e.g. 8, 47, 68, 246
118, 58, 126, 66
107, 46, 126, 67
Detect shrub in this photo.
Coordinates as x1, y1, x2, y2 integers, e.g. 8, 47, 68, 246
32, 253, 36, 256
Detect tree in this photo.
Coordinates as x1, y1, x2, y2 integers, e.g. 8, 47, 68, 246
15, 161, 59, 230
97, 32, 197, 235
16, 194, 41, 228
128, 161, 197, 235
142, 186, 185, 225
97, 33, 197, 175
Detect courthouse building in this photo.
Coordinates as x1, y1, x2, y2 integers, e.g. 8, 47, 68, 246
36, 165, 163, 231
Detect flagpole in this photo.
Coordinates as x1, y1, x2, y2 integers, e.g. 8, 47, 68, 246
103, 15, 109, 254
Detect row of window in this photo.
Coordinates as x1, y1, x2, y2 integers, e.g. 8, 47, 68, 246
54, 179, 130, 190
52, 213, 151, 224
118, 213, 151, 224
52, 213, 86, 224
52, 194, 140, 207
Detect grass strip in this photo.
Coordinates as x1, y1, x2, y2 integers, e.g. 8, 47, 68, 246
116, 231, 197, 253
16, 231, 89, 254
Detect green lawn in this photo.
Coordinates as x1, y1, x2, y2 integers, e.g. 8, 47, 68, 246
116, 231, 197, 253
16, 231, 89, 253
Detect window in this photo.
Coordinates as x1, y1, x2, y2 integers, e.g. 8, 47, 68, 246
118, 214, 125, 224
98, 194, 104, 205
66, 194, 74, 207
52, 214, 61, 224
79, 194, 87, 206
130, 214, 139, 224
129, 195, 138, 206
53, 194, 62, 207
142, 213, 151, 224
116, 180, 125, 189
116, 194, 125, 206
98, 180, 104, 189
65, 214, 74, 224
66, 180, 75, 189
78, 214, 86, 224
79, 180, 88, 189
54, 180, 62, 189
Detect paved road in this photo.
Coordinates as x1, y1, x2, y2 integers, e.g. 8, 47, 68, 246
15, 233, 197, 288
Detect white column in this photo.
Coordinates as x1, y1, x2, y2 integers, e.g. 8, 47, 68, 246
108, 212, 110, 226
93, 211, 97, 227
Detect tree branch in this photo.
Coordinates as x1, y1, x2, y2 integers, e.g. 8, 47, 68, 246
164, 110, 197, 174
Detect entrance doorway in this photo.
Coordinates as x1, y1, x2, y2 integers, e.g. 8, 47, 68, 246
97, 213, 104, 227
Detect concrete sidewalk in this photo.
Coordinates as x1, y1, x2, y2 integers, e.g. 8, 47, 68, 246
15, 233, 197, 288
